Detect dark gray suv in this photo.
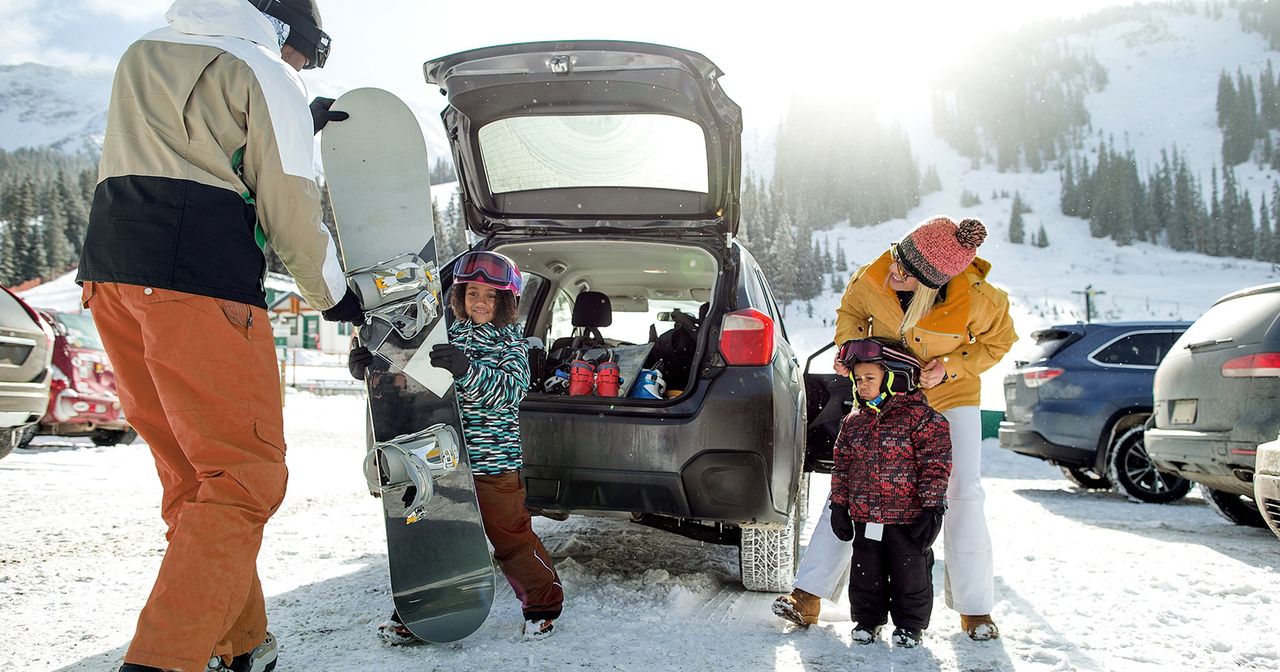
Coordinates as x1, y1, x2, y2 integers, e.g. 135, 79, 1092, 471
425, 41, 810, 591
1147, 283, 1280, 528
999, 321, 1192, 502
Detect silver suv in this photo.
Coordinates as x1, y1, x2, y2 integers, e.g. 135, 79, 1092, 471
0, 286, 54, 460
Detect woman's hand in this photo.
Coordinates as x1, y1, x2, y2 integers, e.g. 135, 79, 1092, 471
834, 357, 850, 377
919, 358, 947, 388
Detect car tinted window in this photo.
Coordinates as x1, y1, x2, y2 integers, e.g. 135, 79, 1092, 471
478, 114, 709, 194
1023, 331, 1077, 365
1092, 331, 1178, 367
752, 267, 788, 342
0, 290, 30, 326
55, 313, 104, 350
516, 273, 545, 330
1179, 291, 1280, 346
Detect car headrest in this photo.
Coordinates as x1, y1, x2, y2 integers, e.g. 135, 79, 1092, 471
572, 291, 612, 328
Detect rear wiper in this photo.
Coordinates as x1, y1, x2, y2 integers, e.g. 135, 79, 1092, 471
1186, 337, 1233, 350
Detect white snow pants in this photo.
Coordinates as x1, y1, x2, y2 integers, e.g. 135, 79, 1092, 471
792, 406, 994, 614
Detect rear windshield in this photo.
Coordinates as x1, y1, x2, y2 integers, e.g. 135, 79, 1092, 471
0, 291, 30, 326
1021, 329, 1079, 365
55, 312, 104, 350
477, 114, 709, 194
1179, 291, 1280, 347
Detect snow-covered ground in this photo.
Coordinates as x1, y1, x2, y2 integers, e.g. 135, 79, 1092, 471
2, 392, 1276, 672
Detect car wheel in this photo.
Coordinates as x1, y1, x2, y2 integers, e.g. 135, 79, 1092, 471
1060, 466, 1110, 489
1107, 425, 1192, 503
739, 473, 808, 592
15, 424, 38, 450
1200, 484, 1268, 528
0, 428, 16, 461
91, 428, 138, 447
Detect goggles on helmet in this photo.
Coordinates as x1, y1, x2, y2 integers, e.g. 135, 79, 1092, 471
252, 0, 331, 69
453, 251, 523, 296
838, 338, 921, 376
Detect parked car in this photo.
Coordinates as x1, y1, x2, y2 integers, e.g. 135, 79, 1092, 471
0, 286, 54, 460
424, 41, 811, 591
1147, 282, 1280, 528
14, 309, 135, 449
1256, 433, 1280, 542
998, 321, 1193, 502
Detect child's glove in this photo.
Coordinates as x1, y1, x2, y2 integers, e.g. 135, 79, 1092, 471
912, 506, 946, 551
348, 345, 373, 380
429, 343, 471, 378
829, 502, 854, 542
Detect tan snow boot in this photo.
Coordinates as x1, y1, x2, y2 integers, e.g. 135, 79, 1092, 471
772, 588, 821, 627
961, 614, 1000, 641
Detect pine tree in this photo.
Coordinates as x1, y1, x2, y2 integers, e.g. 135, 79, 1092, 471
11, 178, 42, 283
1060, 160, 1077, 216
1257, 194, 1273, 262
772, 211, 798, 310
41, 201, 73, 277
55, 173, 90, 257
835, 244, 848, 273
1237, 192, 1256, 259
1035, 223, 1050, 248
1009, 201, 1026, 244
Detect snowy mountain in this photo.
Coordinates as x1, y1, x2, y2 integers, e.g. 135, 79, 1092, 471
0, 63, 113, 153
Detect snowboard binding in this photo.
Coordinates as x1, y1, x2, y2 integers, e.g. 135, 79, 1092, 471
348, 253, 442, 341
363, 423, 462, 524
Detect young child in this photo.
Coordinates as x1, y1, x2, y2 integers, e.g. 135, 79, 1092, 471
829, 337, 951, 648
351, 250, 564, 642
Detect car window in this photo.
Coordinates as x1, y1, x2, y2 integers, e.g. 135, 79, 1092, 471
753, 267, 788, 342
1091, 331, 1178, 367
516, 273, 545, 330
1023, 329, 1079, 365
1179, 291, 1280, 346
55, 313, 105, 350
0, 290, 30, 326
546, 289, 575, 344
605, 299, 704, 344
477, 114, 709, 194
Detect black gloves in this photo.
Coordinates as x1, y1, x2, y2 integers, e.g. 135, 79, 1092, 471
829, 502, 854, 542
310, 96, 349, 134
912, 506, 946, 551
321, 287, 363, 323
348, 345, 373, 380
429, 343, 471, 378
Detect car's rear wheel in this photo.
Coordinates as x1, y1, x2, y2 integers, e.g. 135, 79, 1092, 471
1107, 425, 1192, 503
739, 473, 808, 592
1200, 484, 1267, 528
0, 428, 16, 461
1060, 466, 1110, 489
91, 428, 138, 447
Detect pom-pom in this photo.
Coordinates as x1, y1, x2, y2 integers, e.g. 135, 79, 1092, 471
955, 218, 987, 249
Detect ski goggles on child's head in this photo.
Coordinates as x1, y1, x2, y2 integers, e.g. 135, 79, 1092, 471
838, 338, 920, 370
452, 251, 523, 296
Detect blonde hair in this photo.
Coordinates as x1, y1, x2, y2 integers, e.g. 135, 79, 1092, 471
899, 285, 939, 340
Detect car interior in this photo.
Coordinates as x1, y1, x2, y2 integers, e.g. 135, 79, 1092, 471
486, 239, 721, 402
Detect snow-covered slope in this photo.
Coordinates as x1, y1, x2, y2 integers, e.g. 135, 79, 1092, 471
0, 63, 112, 153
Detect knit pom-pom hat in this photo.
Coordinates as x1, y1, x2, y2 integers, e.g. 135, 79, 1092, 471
892, 216, 987, 289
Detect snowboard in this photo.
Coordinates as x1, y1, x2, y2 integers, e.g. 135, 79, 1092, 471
321, 87, 495, 643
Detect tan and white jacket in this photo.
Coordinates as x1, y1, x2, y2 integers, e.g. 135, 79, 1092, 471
78, 0, 345, 310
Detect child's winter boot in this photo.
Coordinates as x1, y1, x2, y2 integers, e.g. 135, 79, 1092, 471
891, 627, 923, 648
851, 623, 882, 644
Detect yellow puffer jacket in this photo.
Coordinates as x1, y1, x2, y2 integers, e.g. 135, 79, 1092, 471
834, 250, 1017, 411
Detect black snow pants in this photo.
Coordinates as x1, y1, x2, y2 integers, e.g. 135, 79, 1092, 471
848, 521, 935, 631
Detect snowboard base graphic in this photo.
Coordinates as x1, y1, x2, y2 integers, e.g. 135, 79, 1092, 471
322, 87, 494, 643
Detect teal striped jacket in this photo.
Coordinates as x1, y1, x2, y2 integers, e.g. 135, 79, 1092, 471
450, 319, 529, 475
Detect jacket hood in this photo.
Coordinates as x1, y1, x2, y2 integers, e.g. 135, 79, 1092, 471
166, 0, 278, 50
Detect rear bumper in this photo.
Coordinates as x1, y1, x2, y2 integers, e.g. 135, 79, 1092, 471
1145, 428, 1256, 496
519, 367, 800, 526
0, 381, 51, 427
998, 422, 1094, 467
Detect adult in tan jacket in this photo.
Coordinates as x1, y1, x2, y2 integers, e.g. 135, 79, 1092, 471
77, 1, 359, 670
772, 216, 1016, 642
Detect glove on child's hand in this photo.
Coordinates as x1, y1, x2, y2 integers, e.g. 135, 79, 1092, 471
912, 506, 946, 551
348, 345, 373, 380
829, 502, 854, 542
429, 343, 471, 378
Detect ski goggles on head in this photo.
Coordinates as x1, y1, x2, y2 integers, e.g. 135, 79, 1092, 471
453, 251, 523, 296
252, 0, 331, 69
838, 338, 921, 370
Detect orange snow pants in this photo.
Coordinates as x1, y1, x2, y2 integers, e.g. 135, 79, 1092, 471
84, 282, 287, 672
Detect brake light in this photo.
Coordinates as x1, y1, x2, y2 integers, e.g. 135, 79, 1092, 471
1221, 352, 1280, 377
1022, 367, 1064, 388
719, 308, 775, 366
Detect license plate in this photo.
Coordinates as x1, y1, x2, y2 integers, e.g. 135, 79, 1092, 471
1170, 399, 1197, 425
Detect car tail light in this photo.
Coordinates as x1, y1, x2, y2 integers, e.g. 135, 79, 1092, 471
1022, 367, 1064, 388
1221, 352, 1280, 377
719, 308, 775, 366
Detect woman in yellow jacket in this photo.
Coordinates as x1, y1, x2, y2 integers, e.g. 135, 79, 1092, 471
772, 216, 1016, 642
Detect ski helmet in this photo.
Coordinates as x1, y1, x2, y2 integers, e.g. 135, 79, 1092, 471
252, 0, 330, 69
453, 250, 523, 297
838, 336, 921, 395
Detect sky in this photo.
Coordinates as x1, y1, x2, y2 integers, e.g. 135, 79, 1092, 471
6, 0, 1143, 130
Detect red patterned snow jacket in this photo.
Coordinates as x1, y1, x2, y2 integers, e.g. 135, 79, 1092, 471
830, 390, 952, 524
